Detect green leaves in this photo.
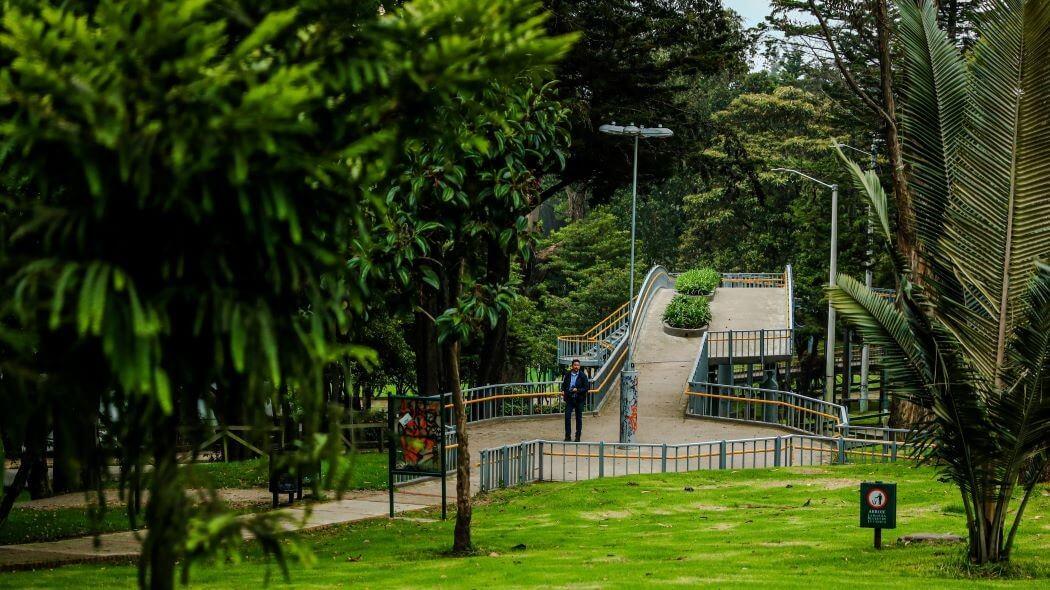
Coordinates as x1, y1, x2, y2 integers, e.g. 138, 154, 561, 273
674, 268, 720, 296
662, 295, 711, 329
831, 1, 1050, 563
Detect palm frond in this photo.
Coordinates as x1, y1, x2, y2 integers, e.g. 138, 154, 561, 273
898, 0, 968, 280
944, 0, 1050, 379
828, 274, 933, 404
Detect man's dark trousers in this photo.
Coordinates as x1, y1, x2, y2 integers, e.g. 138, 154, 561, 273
564, 395, 585, 441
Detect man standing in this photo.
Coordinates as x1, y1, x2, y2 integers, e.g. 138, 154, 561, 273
562, 359, 590, 442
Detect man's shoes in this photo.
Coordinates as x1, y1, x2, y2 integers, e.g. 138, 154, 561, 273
574, 436, 581, 442
563, 437, 571, 442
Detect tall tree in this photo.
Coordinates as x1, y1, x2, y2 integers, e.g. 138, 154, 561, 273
830, 0, 1050, 563
542, 0, 748, 208
0, 0, 572, 586
367, 76, 573, 551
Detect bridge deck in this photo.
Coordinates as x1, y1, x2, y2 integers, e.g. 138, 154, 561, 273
707, 287, 790, 362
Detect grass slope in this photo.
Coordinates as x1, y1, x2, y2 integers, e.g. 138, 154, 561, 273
2, 463, 1047, 588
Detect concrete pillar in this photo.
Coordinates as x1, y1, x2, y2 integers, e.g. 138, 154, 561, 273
717, 363, 733, 416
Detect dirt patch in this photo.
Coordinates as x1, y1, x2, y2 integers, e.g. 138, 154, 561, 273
579, 510, 632, 521
751, 478, 856, 491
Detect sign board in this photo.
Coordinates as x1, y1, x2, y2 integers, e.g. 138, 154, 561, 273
387, 393, 449, 520
860, 482, 897, 529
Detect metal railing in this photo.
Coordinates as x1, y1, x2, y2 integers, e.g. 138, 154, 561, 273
556, 266, 673, 365
685, 382, 847, 437
556, 300, 631, 363
479, 434, 916, 491
720, 272, 786, 288
706, 329, 793, 360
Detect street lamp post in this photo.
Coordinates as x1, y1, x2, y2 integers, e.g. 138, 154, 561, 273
836, 140, 880, 411
772, 168, 838, 404
599, 122, 673, 443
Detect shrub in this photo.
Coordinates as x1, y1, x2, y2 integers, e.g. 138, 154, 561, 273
675, 267, 720, 295
662, 294, 712, 329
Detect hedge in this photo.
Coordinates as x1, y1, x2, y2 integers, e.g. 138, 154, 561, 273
662, 294, 712, 329
675, 267, 720, 295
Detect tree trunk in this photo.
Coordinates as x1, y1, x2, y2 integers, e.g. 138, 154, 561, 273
414, 286, 444, 396
25, 408, 51, 500
874, 0, 916, 267
141, 409, 181, 590
477, 238, 512, 385
0, 451, 31, 528
446, 337, 472, 553
443, 256, 472, 553
566, 185, 586, 221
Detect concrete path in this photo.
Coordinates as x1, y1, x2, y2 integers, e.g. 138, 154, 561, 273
0, 287, 790, 571
0, 484, 444, 571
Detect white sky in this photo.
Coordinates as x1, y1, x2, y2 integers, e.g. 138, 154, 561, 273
724, 0, 772, 27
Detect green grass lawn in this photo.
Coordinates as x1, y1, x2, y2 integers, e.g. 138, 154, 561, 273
0, 452, 389, 545
3, 463, 1047, 588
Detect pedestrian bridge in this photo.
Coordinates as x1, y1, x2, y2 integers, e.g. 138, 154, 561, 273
397, 264, 909, 494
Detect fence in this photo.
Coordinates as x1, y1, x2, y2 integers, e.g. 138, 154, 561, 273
557, 266, 674, 366
478, 435, 915, 491
556, 300, 630, 363
684, 382, 847, 437
706, 329, 793, 360
719, 272, 786, 288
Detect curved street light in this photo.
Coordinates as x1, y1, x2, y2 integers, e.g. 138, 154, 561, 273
771, 167, 839, 404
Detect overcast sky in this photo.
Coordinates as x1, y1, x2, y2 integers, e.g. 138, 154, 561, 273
724, 0, 772, 27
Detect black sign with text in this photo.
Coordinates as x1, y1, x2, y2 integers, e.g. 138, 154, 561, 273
860, 481, 897, 529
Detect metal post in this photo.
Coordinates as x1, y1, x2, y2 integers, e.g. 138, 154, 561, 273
627, 134, 639, 369
825, 183, 839, 403
598, 441, 605, 478
860, 141, 877, 411
842, 328, 853, 407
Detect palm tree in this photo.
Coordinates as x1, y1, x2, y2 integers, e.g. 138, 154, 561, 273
829, 0, 1049, 564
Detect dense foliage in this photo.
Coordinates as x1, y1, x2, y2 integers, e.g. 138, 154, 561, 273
662, 295, 712, 329
675, 268, 720, 295
828, 0, 1050, 564
0, 0, 573, 585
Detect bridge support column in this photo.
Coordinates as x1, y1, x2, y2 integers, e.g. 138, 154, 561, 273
619, 370, 638, 444
717, 364, 733, 417
759, 364, 779, 423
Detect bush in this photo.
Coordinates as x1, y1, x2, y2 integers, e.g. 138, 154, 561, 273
662, 294, 712, 329
675, 267, 720, 295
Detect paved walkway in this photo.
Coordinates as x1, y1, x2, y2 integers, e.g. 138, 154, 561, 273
0, 482, 448, 571
0, 287, 789, 571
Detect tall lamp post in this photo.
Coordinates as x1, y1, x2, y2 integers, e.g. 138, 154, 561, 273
772, 168, 839, 404
599, 122, 673, 443
836, 140, 880, 411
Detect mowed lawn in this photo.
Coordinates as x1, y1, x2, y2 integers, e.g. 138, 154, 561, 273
3, 463, 1048, 589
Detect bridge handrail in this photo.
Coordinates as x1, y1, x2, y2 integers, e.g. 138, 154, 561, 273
452, 266, 672, 425
719, 272, 785, 288
685, 381, 849, 437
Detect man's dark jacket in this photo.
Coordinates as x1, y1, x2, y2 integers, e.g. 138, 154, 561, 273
561, 370, 591, 402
